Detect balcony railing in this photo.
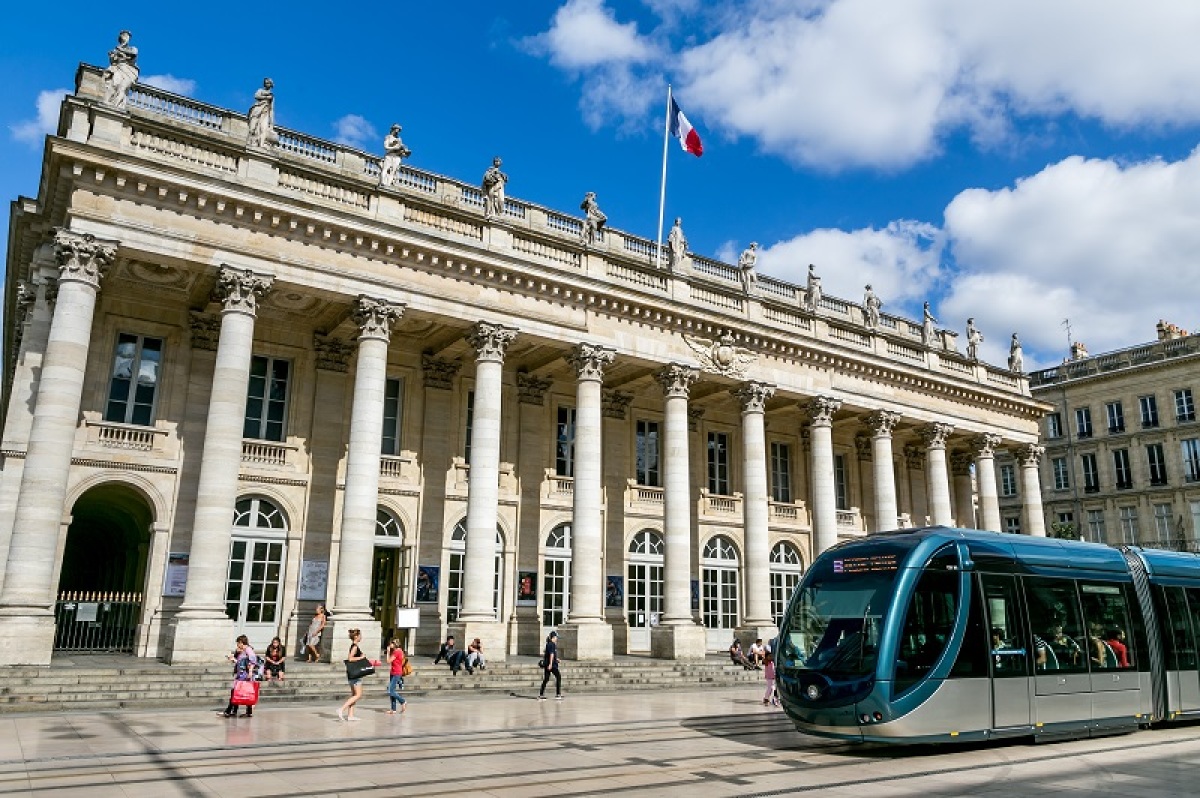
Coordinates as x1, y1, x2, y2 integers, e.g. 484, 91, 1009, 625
87, 419, 167, 452
544, 470, 574, 501
626, 481, 665, 506
700, 490, 742, 517
241, 439, 292, 467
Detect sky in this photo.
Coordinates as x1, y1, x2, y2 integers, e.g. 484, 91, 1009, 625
5, 0, 1200, 371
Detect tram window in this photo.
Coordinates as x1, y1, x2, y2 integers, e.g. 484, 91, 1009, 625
1156, 586, 1194, 671
982, 574, 1030, 678
1178, 587, 1200, 670
950, 573, 988, 679
895, 547, 959, 695
1079, 583, 1136, 671
1024, 577, 1088, 674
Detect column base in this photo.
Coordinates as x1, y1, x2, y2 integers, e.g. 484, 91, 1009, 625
448, 619, 508, 664
734, 623, 780, 651
556, 621, 613, 661
164, 612, 235, 664
327, 616, 384, 662
0, 610, 55, 665
651, 623, 707, 661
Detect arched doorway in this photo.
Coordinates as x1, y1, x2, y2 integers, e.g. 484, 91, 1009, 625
225, 496, 288, 649
701, 535, 741, 651
371, 508, 411, 642
626, 529, 664, 652
56, 483, 154, 652
769, 541, 805, 627
446, 520, 504, 622
542, 523, 571, 636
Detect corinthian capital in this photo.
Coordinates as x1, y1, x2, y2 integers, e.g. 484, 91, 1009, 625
517, 372, 553, 405
567, 343, 616, 381
732, 381, 775, 413
1017, 443, 1045, 467
919, 422, 954, 450
806, 396, 841, 426
53, 229, 117, 288
655, 363, 698, 398
214, 266, 273, 315
353, 295, 405, 341
970, 432, 1002, 458
950, 450, 974, 476
467, 321, 518, 363
864, 409, 901, 437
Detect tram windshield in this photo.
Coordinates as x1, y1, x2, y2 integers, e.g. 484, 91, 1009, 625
781, 542, 913, 678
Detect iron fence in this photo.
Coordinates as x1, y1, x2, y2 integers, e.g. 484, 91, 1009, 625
54, 591, 142, 652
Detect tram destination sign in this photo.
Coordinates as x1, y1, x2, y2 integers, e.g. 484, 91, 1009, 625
832, 554, 899, 574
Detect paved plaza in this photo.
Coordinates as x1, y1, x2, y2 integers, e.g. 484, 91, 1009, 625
2, 685, 1200, 797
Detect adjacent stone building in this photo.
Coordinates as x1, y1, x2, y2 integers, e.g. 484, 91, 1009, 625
1005, 323, 1200, 549
0, 60, 1047, 666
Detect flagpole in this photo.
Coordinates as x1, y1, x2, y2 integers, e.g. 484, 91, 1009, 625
655, 84, 672, 270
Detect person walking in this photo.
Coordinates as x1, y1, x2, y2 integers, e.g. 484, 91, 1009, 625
339, 629, 368, 721
303, 604, 328, 662
538, 631, 562, 700
219, 635, 258, 718
386, 638, 408, 715
762, 652, 779, 707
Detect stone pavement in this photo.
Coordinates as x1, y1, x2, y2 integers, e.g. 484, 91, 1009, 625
2, 684, 1200, 797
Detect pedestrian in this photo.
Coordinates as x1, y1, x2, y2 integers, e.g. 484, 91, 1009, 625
538, 631, 562, 700
219, 634, 258, 718
263, 636, 286, 681
339, 628, 368, 721
303, 604, 328, 662
762, 652, 779, 707
386, 638, 408, 715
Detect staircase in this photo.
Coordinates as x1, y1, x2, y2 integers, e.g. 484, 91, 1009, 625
0, 655, 765, 713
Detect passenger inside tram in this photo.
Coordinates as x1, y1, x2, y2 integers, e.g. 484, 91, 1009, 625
1105, 628, 1130, 667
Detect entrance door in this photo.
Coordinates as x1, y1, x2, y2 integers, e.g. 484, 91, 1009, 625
982, 573, 1032, 729
371, 547, 401, 638
225, 497, 288, 650
1026, 576, 1092, 729
702, 536, 740, 651
627, 530, 664, 652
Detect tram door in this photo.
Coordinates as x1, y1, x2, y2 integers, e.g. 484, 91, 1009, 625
982, 574, 1032, 729
1025, 577, 1092, 726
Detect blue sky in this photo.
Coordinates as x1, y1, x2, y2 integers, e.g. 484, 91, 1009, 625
6, 1, 1200, 370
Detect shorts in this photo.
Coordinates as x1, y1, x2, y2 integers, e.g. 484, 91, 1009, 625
348, 678, 363, 688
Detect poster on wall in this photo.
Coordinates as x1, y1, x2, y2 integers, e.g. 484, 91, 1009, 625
297, 559, 329, 601
162, 552, 189, 597
605, 575, 623, 608
691, 579, 700, 611
416, 565, 439, 603
516, 571, 537, 606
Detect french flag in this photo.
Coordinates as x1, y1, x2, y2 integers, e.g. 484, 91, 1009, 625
669, 96, 703, 157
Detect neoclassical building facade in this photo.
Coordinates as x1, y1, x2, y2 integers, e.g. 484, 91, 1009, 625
0, 63, 1048, 666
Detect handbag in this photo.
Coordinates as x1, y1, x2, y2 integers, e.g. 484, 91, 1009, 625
402, 658, 414, 677
345, 658, 376, 679
231, 680, 260, 706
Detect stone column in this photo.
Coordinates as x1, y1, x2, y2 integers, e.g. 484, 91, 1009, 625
808, 396, 842, 556
972, 434, 1003, 532
865, 410, 901, 532
951, 450, 976, 528
920, 422, 955, 527
651, 364, 706, 660
734, 381, 777, 644
167, 266, 273, 663
559, 343, 616, 661
450, 322, 517, 659
1018, 443, 1047, 537
327, 296, 403, 661
0, 231, 116, 665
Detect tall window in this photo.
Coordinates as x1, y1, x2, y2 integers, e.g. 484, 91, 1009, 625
1113, 449, 1133, 489
244, 356, 289, 441
1004, 516, 1021, 534
1046, 413, 1063, 439
1052, 457, 1070, 490
999, 464, 1017, 497
701, 536, 740, 631
226, 497, 288, 629
1147, 443, 1168, 486
1183, 439, 1200, 482
1118, 506, 1139, 544
542, 524, 571, 627
1140, 395, 1160, 428
1081, 453, 1099, 492
834, 454, 850, 510
1153, 503, 1174, 543
1086, 509, 1106, 543
707, 431, 730, 494
635, 420, 660, 487
556, 406, 577, 477
105, 333, 163, 426
1176, 389, 1196, 423
769, 542, 804, 626
1074, 407, 1093, 438
627, 530, 664, 634
770, 442, 792, 503
447, 521, 503, 622
381, 377, 403, 455
1106, 401, 1125, 433
463, 391, 475, 464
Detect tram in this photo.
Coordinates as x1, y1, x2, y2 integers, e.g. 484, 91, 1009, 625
776, 527, 1200, 743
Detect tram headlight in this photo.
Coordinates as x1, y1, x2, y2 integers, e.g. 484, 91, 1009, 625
805, 684, 821, 700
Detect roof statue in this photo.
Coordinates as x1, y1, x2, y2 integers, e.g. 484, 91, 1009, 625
102, 30, 139, 110
805, 264, 822, 313
966, 317, 984, 360
379, 124, 412, 188
863, 284, 882, 329
666, 217, 687, 271
247, 78, 278, 148
738, 242, 758, 292
1008, 333, 1024, 373
482, 156, 508, 219
580, 192, 607, 245
922, 302, 938, 347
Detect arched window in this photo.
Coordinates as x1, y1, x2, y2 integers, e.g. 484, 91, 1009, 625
769, 541, 804, 626
375, 508, 404, 540
226, 497, 288, 645
701, 535, 740, 633
627, 530, 664, 650
543, 523, 572, 627
447, 520, 504, 622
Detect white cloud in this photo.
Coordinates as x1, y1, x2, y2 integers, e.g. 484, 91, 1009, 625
332, 114, 378, 149
140, 74, 197, 96
524, 0, 656, 70
9, 88, 70, 145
